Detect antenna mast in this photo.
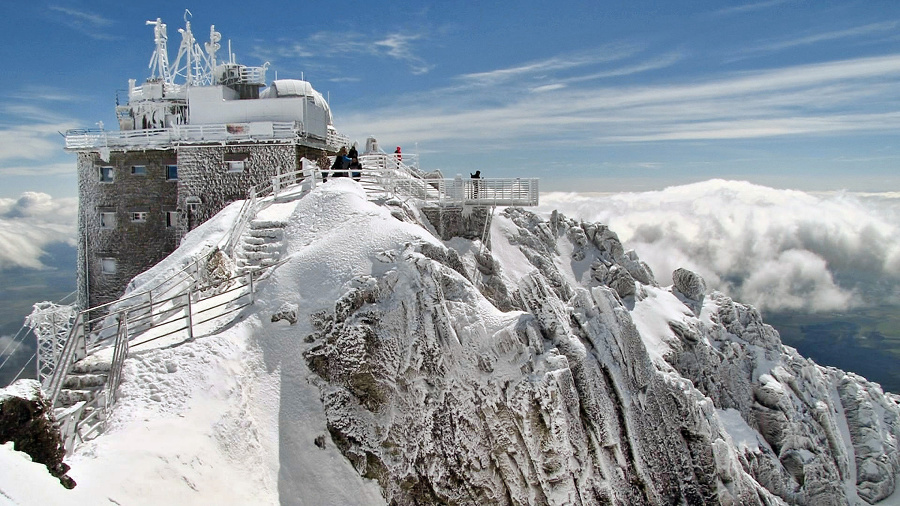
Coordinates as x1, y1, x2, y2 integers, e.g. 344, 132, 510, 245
146, 18, 171, 82
171, 10, 213, 86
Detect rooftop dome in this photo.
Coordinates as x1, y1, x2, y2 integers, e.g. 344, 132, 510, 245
261, 79, 333, 126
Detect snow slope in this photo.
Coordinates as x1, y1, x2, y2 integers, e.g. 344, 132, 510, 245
3, 179, 900, 505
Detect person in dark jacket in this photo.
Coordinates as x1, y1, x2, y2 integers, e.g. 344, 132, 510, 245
348, 143, 358, 160
348, 157, 363, 181
329, 147, 349, 181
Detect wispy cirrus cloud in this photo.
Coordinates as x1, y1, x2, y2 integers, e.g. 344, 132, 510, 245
0, 103, 77, 176
739, 21, 900, 57
373, 33, 433, 75
252, 30, 433, 75
9, 86, 88, 103
458, 43, 643, 87
339, 52, 900, 149
712, 0, 794, 17
47, 5, 117, 40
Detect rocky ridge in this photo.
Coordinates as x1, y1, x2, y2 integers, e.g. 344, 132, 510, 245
294, 202, 900, 505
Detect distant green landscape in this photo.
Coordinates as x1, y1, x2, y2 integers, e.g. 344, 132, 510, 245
766, 306, 900, 394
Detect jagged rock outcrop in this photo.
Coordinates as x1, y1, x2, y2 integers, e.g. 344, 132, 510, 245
296, 205, 900, 505
0, 379, 75, 489
673, 267, 706, 301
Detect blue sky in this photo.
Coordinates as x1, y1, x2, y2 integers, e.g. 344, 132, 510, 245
3, 0, 900, 197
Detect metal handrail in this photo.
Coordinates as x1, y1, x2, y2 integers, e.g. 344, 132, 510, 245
64, 121, 301, 150
53, 264, 266, 452
44, 312, 85, 407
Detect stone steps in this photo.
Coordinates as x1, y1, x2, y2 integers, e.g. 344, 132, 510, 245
236, 218, 287, 273
62, 372, 107, 389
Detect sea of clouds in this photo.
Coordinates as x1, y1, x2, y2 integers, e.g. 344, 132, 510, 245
0, 192, 77, 270
1, 181, 898, 316
538, 179, 900, 313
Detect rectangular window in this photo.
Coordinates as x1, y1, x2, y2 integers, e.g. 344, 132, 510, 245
99, 166, 114, 183
166, 165, 178, 181
224, 153, 249, 173
226, 160, 245, 173
131, 165, 147, 175
99, 211, 116, 229
130, 211, 148, 223
165, 211, 179, 228
100, 257, 117, 274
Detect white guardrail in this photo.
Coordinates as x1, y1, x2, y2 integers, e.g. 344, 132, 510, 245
64, 121, 307, 150
390, 176, 539, 207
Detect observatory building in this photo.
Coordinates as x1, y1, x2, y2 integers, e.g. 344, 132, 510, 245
65, 18, 348, 309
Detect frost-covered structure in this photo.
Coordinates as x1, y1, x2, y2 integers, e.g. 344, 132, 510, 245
64, 16, 347, 309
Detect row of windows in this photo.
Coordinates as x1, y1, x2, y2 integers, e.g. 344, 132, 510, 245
99, 165, 177, 183
99, 210, 179, 229
97, 156, 254, 182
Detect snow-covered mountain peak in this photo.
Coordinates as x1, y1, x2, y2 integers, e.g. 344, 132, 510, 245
3, 180, 900, 505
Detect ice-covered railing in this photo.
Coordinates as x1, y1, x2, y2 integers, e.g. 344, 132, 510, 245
52, 264, 271, 452
327, 129, 350, 151
64, 121, 305, 150
358, 152, 420, 172
389, 176, 539, 207
40, 163, 321, 411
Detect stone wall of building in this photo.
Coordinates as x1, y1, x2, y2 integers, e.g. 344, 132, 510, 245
76, 142, 334, 310
76, 150, 179, 308
175, 144, 297, 237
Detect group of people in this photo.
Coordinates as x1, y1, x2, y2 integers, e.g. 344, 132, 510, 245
326, 143, 405, 182
327, 144, 363, 181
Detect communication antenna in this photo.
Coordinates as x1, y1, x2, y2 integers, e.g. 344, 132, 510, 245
205, 24, 221, 70
146, 18, 171, 82
171, 10, 213, 86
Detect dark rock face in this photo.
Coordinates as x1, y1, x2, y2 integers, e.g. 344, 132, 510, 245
673, 268, 706, 301
298, 207, 900, 505
0, 380, 76, 489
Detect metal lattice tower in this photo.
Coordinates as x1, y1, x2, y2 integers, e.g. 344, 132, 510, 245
26, 302, 78, 388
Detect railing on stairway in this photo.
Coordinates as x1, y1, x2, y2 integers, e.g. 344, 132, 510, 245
51, 265, 270, 452
44, 311, 85, 408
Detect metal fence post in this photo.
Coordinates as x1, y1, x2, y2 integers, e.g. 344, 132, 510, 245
248, 271, 255, 305
186, 290, 194, 341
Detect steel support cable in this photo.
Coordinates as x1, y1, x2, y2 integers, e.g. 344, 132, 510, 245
0, 325, 27, 361
11, 353, 36, 383
0, 326, 31, 371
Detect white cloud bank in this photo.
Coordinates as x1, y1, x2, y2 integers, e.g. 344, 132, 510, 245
1, 183, 897, 316
0, 192, 77, 270
538, 179, 900, 313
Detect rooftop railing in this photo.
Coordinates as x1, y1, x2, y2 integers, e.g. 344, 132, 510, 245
64, 121, 309, 150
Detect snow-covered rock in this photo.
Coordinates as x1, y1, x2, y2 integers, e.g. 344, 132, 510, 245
0, 379, 75, 489
7, 181, 900, 505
